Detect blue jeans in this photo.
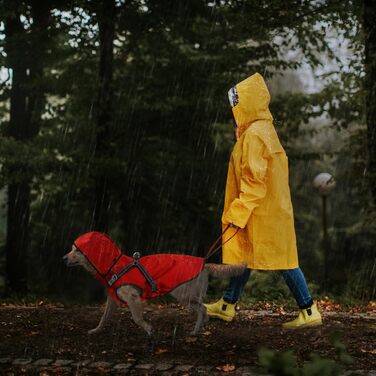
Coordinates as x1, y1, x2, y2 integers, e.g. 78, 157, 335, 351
223, 268, 313, 309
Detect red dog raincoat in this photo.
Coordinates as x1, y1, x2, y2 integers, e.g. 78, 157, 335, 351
74, 232, 204, 304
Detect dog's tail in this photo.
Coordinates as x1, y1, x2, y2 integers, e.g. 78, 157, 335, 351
204, 263, 247, 279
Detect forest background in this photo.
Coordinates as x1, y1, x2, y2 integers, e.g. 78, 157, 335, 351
0, 0, 375, 305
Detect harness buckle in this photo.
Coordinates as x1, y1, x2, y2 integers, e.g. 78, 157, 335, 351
150, 280, 157, 293
108, 273, 118, 287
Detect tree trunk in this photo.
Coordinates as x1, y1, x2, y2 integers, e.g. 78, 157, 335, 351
93, 0, 116, 232
4, 12, 31, 293
364, 0, 376, 204
4, 2, 50, 293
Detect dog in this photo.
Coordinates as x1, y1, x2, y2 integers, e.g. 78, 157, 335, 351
63, 231, 246, 336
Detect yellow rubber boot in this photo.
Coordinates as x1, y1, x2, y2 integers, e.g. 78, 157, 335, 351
204, 298, 236, 322
282, 303, 322, 329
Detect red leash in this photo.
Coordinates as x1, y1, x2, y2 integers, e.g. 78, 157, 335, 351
204, 224, 239, 261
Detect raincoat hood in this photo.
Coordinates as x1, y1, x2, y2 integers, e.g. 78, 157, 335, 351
74, 232, 125, 276
229, 72, 273, 137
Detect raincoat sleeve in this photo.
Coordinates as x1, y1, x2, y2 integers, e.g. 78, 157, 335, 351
223, 132, 268, 228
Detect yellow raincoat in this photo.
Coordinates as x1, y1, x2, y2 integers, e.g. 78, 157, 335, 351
222, 73, 299, 270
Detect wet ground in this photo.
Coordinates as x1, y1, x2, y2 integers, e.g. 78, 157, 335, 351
0, 301, 375, 374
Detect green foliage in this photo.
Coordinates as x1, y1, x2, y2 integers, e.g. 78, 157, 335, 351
0, 0, 373, 300
258, 335, 353, 375
259, 349, 300, 376
243, 271, 296, 303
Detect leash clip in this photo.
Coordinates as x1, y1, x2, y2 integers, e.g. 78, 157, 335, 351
133, 251, 141, 260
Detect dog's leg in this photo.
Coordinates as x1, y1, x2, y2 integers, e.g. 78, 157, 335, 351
171, 271, 209, 336
190, 302, 208, 336
88, 294, 118, 335
118, 285, 153, 336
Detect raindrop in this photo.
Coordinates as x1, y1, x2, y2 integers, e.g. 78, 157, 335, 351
171, 324, 177, 347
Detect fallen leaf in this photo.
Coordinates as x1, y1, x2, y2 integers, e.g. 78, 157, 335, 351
185, 336, 197, 343
202, 331, 212, 336
317, 299, 341, 312
154, 348, 170, 355
224, 350, 235, 356
361, 348, 376, 354
278, 307, 286, 315
216, 364, 236, 372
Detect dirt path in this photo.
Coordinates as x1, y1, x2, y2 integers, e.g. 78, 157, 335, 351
0, 303, 375, 374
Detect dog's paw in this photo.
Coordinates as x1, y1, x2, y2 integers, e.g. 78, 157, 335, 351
87, 328, 101, 335
145, 325, 153, 337
189, 329, 199, 336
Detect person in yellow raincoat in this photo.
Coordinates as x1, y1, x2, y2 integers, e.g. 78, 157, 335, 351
204, 73, 322, 328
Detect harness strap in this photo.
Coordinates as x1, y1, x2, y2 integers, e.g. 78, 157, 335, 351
135, 262, 157, 292
107, 254, 157, 292
107, 262, 135, 287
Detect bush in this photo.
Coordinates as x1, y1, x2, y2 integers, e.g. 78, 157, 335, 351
258, 335, 354, 375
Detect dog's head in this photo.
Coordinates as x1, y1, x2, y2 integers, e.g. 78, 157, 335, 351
63, 245, 96, 275
64, 232, 123, 277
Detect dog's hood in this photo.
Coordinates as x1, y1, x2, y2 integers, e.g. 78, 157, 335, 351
74, 232, 128, 276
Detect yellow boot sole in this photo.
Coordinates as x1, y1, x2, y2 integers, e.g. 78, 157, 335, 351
283, 318, 322, 329
206, 312, 234, 322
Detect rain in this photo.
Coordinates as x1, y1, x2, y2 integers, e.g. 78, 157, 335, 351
0, 1, 375, 374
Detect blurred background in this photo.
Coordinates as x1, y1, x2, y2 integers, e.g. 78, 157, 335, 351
0, 0, 375, 304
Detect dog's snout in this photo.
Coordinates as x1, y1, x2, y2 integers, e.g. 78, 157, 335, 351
62, 254, 69, 264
